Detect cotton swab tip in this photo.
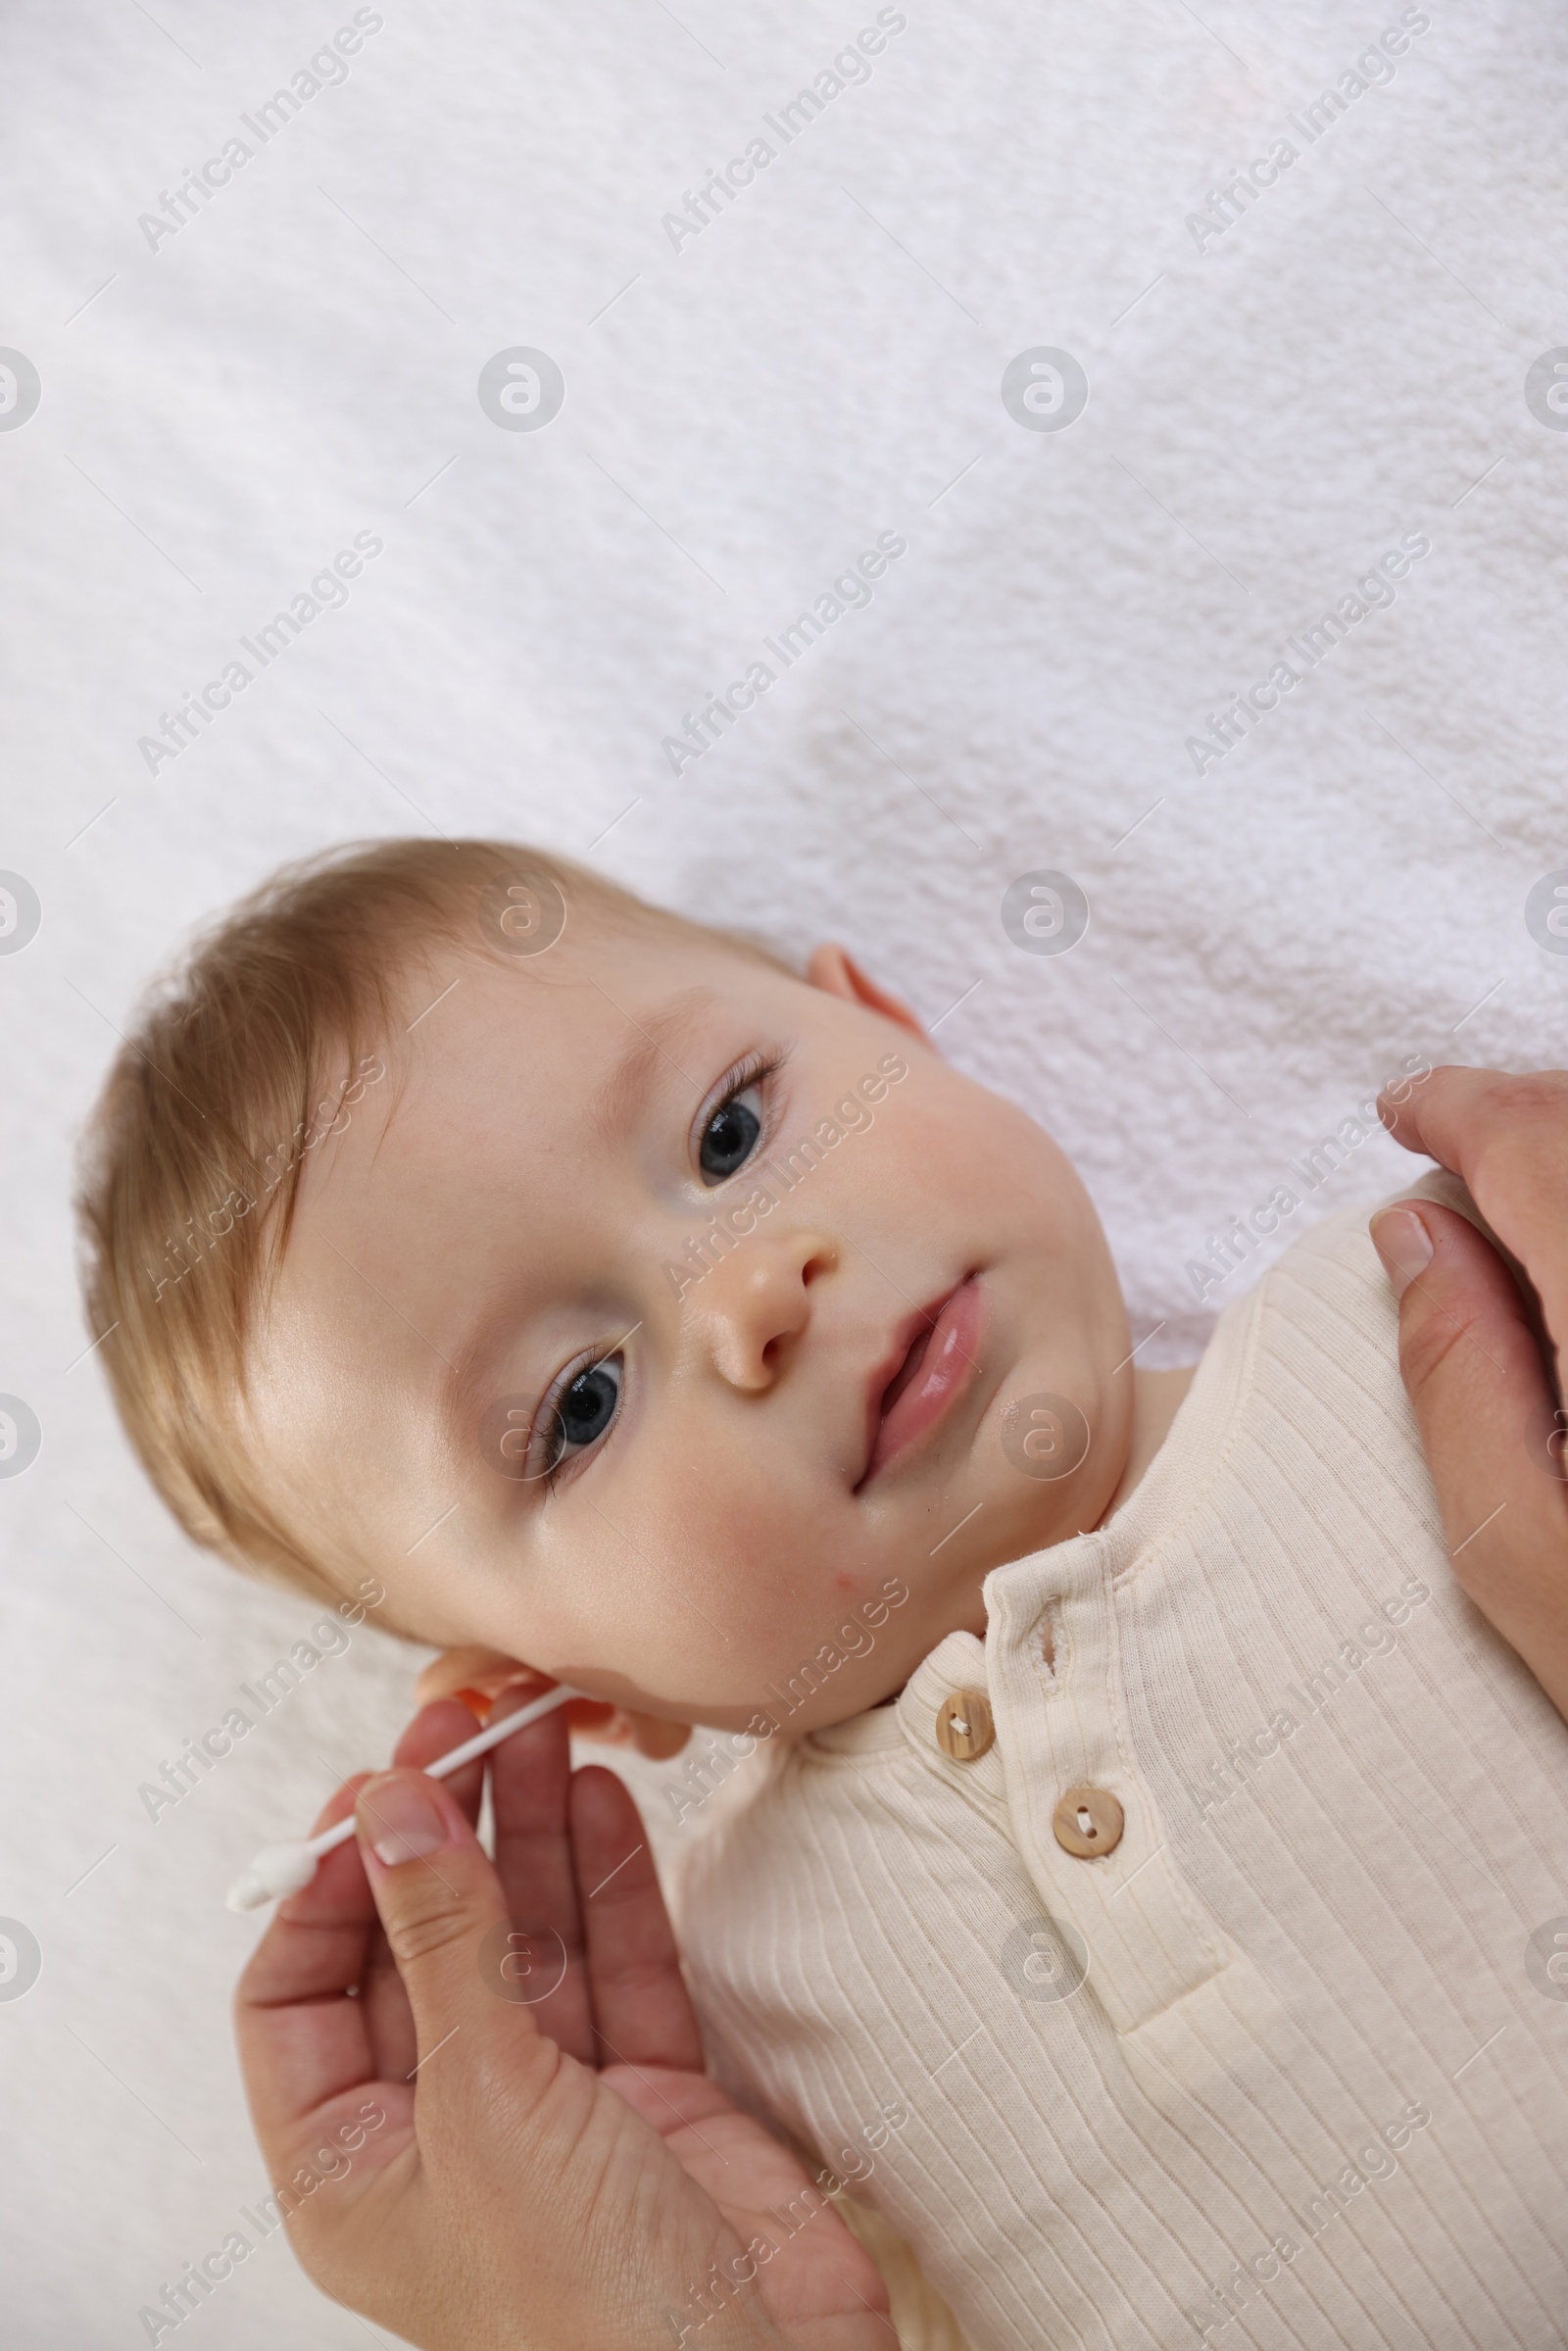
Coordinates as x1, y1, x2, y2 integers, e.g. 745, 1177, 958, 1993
226, 1840, 321, 1912
224, 1682, 586, 1910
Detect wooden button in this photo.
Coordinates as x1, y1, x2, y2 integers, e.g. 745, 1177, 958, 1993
1052, 1786, 1124, 1858
935, 1688, 995, 1763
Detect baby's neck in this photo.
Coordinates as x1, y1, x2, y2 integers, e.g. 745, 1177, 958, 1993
891, 1364, 1199, 1693
1097, 1365, 1196, 1527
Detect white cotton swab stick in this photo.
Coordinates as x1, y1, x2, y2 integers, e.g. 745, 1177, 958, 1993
225, 1683, 585, 1912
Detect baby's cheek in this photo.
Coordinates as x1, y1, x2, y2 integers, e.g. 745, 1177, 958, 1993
696, 1493, 802, 1624
631, 1462, 788, 1617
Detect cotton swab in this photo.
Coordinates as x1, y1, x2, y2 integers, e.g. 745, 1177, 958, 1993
225, 1683, 585, 1912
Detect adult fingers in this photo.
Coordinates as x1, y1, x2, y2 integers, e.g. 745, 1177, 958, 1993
1371, 1199, 1568, 1716
571, 1765, 705, 2075
479, 1681, 597, 2065
1377, 1067, 1568, 1339
391, 1695, 487, 1826
354, 1769, 552, 2125
361, 1699, 490, 2080
236, 1772, 387, 2158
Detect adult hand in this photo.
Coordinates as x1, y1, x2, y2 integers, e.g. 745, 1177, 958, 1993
1371, 1066, 1568, 1717
234, 1684, 889, 2350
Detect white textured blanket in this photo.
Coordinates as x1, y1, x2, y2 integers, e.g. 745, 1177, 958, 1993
4, 1, 1566, 2340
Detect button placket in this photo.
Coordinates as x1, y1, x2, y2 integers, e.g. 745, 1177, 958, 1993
986, 1540, 1228, 2033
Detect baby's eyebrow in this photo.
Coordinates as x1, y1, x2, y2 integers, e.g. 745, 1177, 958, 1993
588, 984, 720, 1144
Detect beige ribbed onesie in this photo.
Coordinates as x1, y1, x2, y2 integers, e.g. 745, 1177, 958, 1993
672, 1194, 1568, 2350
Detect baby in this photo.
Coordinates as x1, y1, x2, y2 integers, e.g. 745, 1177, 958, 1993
77, 839, 1568, 2351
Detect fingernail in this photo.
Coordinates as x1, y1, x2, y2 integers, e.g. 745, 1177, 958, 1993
1370, 1206, 1434, 1298
359, 1772, 448, 1867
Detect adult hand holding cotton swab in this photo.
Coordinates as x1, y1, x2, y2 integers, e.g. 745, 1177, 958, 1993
225, 1682, 584, 1911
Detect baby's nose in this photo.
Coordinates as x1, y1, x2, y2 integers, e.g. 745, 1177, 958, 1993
689, 1229, 837, 1391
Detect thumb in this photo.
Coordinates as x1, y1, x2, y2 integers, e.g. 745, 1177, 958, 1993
1370, 1200, 1568, 1704
356, 1769, 543, 2092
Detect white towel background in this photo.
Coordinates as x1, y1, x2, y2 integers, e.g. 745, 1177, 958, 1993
3, 1, 1566, 2340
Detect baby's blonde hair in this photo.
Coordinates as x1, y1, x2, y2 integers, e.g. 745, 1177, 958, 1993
74, 836, 790, 1613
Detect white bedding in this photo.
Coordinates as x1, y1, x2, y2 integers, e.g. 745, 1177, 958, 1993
4, 1, 1567, 2339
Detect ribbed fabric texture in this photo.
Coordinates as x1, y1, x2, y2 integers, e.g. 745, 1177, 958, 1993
672, 1192, 1568, 2350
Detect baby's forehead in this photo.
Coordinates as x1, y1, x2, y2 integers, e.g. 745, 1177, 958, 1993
319, 929, 778, 1203
390, 936, 744, 1104
401, 918, 752, 1035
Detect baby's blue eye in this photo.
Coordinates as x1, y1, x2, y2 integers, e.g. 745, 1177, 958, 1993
699, 1083, 763, 1183
546, 1354, 621, 1470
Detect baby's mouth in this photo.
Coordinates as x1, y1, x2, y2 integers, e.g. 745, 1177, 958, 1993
879, 1324, 934, 1417
857, 1274, 987, 1489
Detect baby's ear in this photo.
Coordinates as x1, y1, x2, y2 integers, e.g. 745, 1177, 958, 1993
806, 944, 934, 1049
413, 1646, 690, 1760
616, 1712, 692, 1760
414, 1645, 534, 1712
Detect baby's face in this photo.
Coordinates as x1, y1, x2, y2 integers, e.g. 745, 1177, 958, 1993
246, 918, 1134, 1732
